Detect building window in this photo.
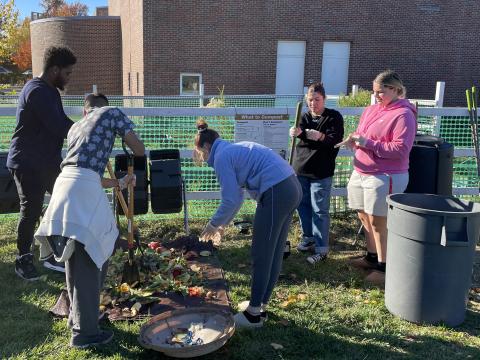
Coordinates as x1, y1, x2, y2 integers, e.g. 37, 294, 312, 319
128, 72, 131, 93
136, 72, 139, 94
180, 73, 202, 95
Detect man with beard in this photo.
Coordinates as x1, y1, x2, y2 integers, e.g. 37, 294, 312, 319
7, 46, 77, 280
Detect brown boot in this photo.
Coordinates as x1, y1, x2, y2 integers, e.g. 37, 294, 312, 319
365, 270, 385, 288
348, 255, 378, 271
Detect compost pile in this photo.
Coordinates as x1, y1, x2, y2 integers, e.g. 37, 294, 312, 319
100, 235, 229, 320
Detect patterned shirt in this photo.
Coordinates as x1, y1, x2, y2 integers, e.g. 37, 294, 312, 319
61, 107, 134, 176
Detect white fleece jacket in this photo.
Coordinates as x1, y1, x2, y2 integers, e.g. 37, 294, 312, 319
35, 166, 118, 269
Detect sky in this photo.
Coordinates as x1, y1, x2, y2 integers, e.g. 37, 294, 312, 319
16, 0, 108, 20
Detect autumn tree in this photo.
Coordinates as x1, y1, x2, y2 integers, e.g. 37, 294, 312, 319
11, 18, 31, 71
0, 0, 19, 63
41, 0, 88, 17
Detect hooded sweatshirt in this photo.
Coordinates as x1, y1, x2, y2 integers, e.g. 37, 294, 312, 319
353, 99, 417, 175
207, 139, 295, 227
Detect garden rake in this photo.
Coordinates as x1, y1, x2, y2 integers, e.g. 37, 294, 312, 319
466, 86, 480, 190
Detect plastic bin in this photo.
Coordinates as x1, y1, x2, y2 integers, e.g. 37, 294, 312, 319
405, 135, 453, 195
385, 193, 480, 326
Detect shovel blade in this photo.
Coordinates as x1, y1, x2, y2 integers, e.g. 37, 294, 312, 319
122, 260, 140, 284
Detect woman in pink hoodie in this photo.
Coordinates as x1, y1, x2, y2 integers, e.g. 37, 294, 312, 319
343, 70, 417, 286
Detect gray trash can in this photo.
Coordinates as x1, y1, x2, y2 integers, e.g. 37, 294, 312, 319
385, 193, 480, 327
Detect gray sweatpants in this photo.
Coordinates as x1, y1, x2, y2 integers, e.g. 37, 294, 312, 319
66, 241, 109, 343
250, 175, 302, 307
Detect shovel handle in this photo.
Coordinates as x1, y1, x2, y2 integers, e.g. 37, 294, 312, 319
106, 161, 129, 216
289, 101, 303, 165
127, 159, 135, 250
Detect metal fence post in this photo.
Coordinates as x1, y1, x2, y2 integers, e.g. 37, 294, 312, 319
433, 81, 445, 136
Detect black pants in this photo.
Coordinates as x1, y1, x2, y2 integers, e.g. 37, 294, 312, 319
10, 167, 60, 256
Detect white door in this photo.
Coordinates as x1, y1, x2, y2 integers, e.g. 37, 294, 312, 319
321, 42, 350, 95
275, 41, 306, 95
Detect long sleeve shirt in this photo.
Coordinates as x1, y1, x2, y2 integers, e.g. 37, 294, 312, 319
292, 108, 344, 179
353, 99, 417, 175
7, 77, 74, 171
207, 139, 295, 227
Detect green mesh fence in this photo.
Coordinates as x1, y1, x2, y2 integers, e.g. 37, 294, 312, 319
1, 95, 478, 221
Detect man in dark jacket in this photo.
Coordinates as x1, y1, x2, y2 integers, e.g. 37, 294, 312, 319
7, 46, 77, 280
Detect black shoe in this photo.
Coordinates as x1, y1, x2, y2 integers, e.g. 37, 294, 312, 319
43, 256, 65, 273
15, 253, 40, 281
70, 329, 114, 349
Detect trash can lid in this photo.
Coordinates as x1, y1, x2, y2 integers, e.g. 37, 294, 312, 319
387, 193, 480, 216
414, 134, 444, 146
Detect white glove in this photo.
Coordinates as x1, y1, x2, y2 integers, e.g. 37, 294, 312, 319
118, 173, 136, 190
200, 221, 223, 244
334, 134, 356, 150
351, 134, 367, 147
305, 129, 325, 141
289, 127, 302, 137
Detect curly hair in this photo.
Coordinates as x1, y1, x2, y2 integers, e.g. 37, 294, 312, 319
43, 46, 77, 72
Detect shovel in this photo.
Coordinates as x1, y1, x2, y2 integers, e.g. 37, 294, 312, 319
288, 101, 303, 165
120, 140, 140, 284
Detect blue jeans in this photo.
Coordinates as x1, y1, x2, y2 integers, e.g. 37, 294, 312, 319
297, 176, 332, 255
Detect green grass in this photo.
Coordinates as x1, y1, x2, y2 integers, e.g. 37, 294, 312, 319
1, 213, 480, 359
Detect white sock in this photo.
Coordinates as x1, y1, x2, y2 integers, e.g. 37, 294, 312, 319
260, 303, 267, 313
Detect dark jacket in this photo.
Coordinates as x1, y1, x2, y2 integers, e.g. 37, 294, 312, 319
7, 78, 74, 171
292, 108, 344, 179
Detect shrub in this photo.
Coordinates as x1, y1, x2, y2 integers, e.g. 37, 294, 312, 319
338, 88, 371, 107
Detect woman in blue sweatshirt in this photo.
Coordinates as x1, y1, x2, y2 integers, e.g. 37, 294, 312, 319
195, 119, 302, 328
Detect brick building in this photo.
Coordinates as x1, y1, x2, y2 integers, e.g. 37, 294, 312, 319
31, 0, 480, 105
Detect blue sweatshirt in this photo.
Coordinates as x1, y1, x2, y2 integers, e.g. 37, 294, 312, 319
7, 78, 74, 171
207, 139, 295, 226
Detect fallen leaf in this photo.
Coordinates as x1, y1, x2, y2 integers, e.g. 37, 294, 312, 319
199, 250, 211, 257
297, 293, 307, 301
190, 264, 201, 272
131, 302, 142, 312
271, 343, 284, 350
237, 263, 247, 268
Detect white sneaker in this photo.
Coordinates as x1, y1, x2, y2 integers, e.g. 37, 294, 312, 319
307, 253, 327, 264
238, 300, 268, 321
296, 237, 315, 251
234, 311, 264, 328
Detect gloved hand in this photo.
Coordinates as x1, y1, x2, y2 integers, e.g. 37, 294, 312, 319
305, 129, 325, 141
351, 134, 367, 147
334, 134, 356, 150
200, 221, 222, 242
118, 173, 136, 190
289, 127, 302, 137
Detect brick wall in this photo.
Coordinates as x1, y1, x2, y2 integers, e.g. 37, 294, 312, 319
30, 16, 122, 95
140, 0, 479, 106
108, 0, 144, 96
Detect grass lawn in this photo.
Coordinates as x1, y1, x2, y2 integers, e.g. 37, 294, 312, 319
1, 213, 479, 360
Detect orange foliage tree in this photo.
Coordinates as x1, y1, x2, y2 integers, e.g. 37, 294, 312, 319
11, 38, 31, 71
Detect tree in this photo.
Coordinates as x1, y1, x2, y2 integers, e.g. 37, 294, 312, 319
11, 18, 31, 71
0, 0, 19, 63
41, 0, 88, 17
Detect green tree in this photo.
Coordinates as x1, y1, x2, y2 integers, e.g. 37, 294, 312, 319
0, 0, 19, 63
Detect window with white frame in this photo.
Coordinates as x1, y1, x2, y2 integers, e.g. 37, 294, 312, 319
180, 73, 202, 95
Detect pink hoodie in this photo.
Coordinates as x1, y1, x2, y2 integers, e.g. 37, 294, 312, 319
353, 99, 417, 175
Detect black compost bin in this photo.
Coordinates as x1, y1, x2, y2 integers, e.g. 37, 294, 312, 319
405, 135, 453, 195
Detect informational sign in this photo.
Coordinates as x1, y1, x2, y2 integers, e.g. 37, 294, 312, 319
234, 114, 290, 159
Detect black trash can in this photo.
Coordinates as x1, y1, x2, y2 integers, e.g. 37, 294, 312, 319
149, 149, 183, 214
0, 153, 19, 214
385, 193, 480, 326
405, 135, 454, 195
